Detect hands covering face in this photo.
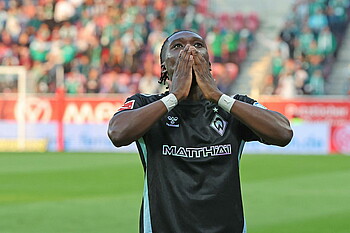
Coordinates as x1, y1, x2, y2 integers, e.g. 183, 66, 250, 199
170, 44, 222, 103
169, 44, 194, 102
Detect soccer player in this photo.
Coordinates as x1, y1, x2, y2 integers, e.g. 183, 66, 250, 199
108, 30, 293, 233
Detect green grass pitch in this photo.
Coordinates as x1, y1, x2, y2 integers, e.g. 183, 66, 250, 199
0, 152, 349, 233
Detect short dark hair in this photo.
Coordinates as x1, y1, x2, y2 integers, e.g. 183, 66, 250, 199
159, 30, 200, 85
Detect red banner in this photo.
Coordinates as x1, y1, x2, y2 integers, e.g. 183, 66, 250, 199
0, 94, 127, 123
330, 124, 350, 154
260, 97, 350, 124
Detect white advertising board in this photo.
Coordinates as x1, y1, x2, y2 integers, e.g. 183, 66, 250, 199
243, 122, 330, 155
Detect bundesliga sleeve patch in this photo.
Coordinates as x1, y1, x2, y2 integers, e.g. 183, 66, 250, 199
253, 102, 267, 109
117, 100, 135, 112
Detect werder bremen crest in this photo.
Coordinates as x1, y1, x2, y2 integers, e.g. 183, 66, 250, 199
210, 114, 227, 136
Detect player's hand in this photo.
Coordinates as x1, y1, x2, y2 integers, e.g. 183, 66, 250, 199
170, 44, 194, 101
192, 49, 222, 103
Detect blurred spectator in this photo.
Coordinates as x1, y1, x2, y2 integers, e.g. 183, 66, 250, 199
0, 0, 259, 95
279, 21, 297, 58
308, 9, 328, 35
276, 37, 290, 60
347, 63, 350, 94
5, 6, 22, 40
147, 19, 167, 63
271, 51, 285, 92
245, 12, 260, 32
297, 26, 315, 55
275, 70, 297, 98
54, 0, 75, 23
62, 38, 77, 64
317, 26, 337, 56
139, 61, 160, 94
86, 68, 99, 93
29, 32, 50, 62
306, 69, 325, 95
0, 3, 7, 33
59, 22, 77, 40
224, 29, 239, 63
216, 63, 239, 93
294, 0, 309, 24
294, 62, 308, 94
65, 68, 86, 94
99, 70, 117, 93
206, 26, 224, 63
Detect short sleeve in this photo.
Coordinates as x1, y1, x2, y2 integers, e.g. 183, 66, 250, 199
114, 94, 146, 115
239, 122, 262, 142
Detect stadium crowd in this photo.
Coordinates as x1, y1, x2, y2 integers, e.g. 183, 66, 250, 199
0, 0, 259, 94
265, 0, 350, 97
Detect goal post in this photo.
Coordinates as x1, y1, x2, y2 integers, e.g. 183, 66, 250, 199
0, 66, 26, 150
0, 66, 47, 152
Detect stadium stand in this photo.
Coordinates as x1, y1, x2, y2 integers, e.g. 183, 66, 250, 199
262, 0, 350, 97
0, 0, 259, 95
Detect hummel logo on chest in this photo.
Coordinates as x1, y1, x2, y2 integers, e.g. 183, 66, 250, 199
166, 115, 179, 127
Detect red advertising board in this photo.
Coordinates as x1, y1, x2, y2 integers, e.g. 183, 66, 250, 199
330, 124, 350, 154
1, 95, 349, 124
260, 97, 350, 124
0, 94, 127, 123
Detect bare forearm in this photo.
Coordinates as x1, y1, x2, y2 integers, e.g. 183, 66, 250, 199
231, 101, 293, 146
108, 101, 167, 147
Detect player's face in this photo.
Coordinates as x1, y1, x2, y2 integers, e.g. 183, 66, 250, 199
163, 31, 210, 79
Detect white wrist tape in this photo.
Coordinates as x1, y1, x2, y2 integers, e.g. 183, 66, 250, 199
161, 93, 178, 112
218, 94, 236, 113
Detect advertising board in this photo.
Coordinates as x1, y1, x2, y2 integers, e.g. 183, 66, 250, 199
0, 95, 349, 154
0, 95, 126, 123
260, 97, 350, 124
243, 123, 330, 155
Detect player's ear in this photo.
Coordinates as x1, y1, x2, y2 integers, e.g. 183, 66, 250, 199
161, 62, 167, 73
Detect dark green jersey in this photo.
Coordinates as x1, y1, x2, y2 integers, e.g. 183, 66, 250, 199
116, 92, 262, 233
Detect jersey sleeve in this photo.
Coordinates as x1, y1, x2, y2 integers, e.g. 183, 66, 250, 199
114, 93, 147, 115
239, 122, 263, 142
